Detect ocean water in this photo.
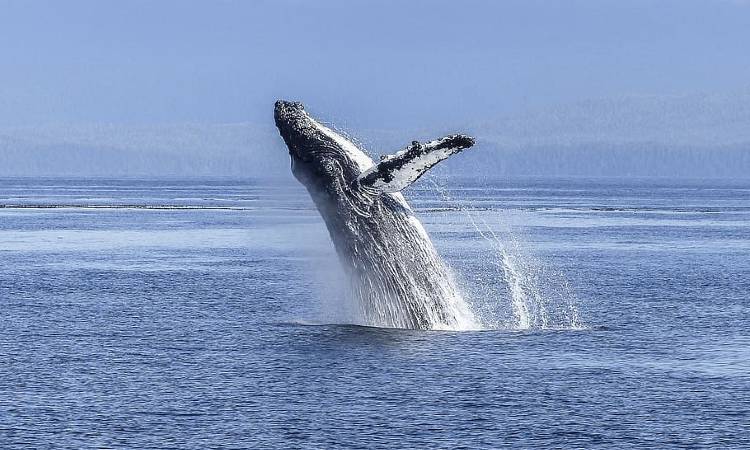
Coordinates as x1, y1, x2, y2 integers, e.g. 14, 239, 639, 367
1, 177, 749, 448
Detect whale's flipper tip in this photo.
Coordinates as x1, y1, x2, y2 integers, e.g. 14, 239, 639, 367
454, 135, 475, 148
358, 134, 476, 193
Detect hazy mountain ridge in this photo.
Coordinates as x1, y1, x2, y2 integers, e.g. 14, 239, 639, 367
477, 90, 750, 146
1, 92, 749, 178
0, 123, 289, 177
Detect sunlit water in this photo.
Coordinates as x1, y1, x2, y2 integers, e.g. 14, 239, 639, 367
1, 177, 749, 448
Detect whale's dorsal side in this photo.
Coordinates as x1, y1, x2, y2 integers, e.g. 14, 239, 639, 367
357, 134, 475, 193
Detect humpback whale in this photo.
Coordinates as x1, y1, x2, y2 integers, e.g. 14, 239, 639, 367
274, 100, 477, 330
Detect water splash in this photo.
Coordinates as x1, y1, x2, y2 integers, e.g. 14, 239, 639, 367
426, 177, 583, 330
309, 187, 479, 331
309, 175, 581, 332
340, 192, 480, 330
494, 228, 583, 330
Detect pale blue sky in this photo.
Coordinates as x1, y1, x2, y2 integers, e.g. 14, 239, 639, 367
1, 0, 749, 128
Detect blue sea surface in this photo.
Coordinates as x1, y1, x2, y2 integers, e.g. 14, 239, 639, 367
1, 177, 749, 448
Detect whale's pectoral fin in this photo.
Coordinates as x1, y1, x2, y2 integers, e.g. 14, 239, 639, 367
357, 134, 475, 193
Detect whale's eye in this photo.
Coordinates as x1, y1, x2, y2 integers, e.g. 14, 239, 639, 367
324, 161, 335, 173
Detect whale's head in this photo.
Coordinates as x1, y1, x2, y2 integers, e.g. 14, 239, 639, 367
274, 100, 373, 193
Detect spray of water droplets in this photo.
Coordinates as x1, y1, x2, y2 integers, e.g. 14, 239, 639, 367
425, 176, 584, 331
307, 174, 583, 331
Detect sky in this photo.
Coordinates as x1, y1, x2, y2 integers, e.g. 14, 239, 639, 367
1, 0, 750, 130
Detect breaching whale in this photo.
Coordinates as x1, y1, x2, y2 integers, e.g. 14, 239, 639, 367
274, 100, 477, 330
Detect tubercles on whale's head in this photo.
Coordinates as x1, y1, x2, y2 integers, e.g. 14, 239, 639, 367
274, 100, 312, 162
274, 100, 374, 190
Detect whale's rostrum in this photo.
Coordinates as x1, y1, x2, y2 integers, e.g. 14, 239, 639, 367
274, 100, 477, 330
